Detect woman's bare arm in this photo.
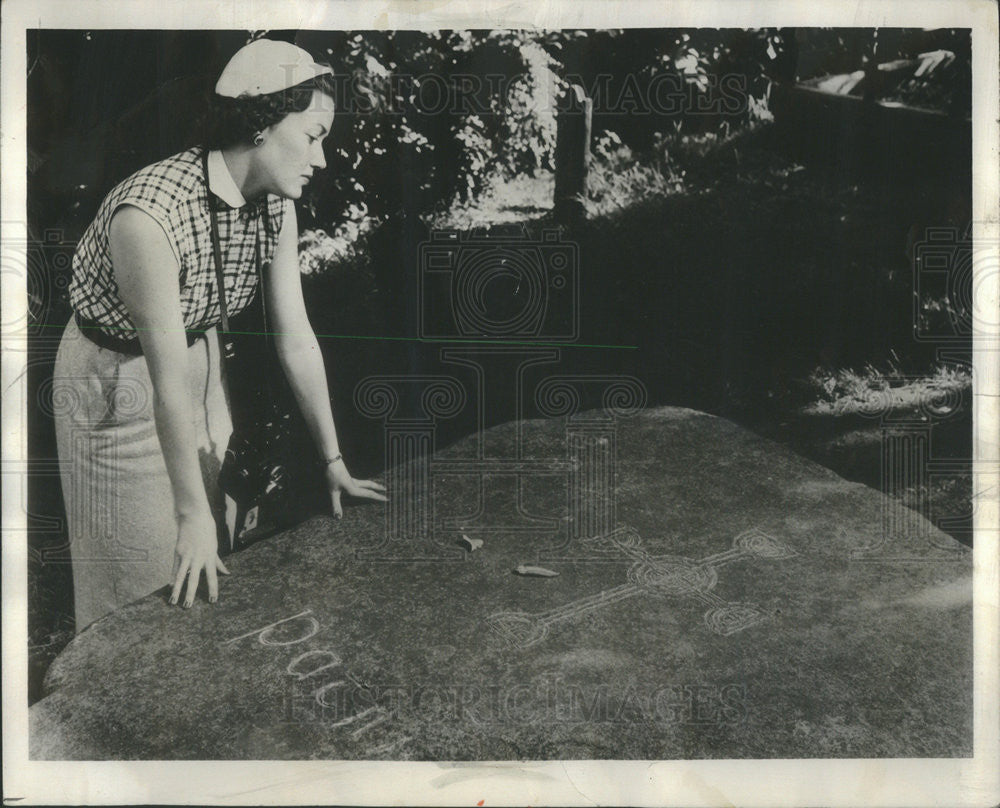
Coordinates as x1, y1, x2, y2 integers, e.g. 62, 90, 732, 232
264, 202, 386, 517
109, 204, 228, 606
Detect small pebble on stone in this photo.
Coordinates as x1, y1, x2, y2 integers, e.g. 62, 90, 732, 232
515, 564, 559, 577
459, 534, 483, 551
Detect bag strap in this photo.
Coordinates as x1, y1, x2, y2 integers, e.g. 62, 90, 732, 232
205, 153, 238, 327
206, 179, 269, 333
203, 149, 270, 401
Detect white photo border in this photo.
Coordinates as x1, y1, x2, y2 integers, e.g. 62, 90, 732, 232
2, 1, 997, 805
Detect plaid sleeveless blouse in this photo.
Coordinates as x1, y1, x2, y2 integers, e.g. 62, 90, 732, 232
68, 146, 289, 339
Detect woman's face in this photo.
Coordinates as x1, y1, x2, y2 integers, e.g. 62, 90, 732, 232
254, 89, 334, 199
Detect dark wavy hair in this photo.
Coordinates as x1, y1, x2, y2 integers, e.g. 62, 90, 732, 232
201, 71, 337, 150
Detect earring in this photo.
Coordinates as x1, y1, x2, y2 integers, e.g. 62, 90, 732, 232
252, 131, 265, 146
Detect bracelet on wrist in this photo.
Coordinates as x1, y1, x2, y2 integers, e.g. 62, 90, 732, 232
323, 454, 343, 467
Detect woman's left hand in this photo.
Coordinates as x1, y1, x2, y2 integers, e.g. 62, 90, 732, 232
324, 458, 388, 519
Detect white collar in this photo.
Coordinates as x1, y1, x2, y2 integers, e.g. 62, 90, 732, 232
206, 149, 247, 208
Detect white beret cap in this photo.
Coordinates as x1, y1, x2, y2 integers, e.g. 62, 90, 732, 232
215, 39, 333, 98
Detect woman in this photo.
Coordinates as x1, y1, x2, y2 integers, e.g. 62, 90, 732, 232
54, 39, 386, 631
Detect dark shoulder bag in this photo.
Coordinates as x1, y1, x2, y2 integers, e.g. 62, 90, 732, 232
205, 153, 298, 554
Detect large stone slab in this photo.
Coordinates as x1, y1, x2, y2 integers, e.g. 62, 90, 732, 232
29, 407, 972, 759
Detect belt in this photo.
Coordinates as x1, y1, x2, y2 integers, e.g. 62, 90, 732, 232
74, 313, 206, 356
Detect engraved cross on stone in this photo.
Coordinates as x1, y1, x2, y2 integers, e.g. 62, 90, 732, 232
486, 526, 798, 649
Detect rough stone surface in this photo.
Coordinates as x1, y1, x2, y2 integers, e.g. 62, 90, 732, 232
29, 407, 972, 760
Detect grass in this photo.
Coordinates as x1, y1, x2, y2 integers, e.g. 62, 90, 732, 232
581, 132, 686, 219
804, 360, 971, 418
424, 170, 555, 230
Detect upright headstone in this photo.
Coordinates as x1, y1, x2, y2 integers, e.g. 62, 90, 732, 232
553, 84, 593, 224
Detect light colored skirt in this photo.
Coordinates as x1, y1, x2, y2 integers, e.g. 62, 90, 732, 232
53, 317, 233, 632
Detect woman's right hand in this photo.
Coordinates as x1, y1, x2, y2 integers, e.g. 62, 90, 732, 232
170, 506, 230, 608
110, 206, 231, 610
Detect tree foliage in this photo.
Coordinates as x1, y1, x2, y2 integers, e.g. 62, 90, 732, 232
28, 27, 970, 245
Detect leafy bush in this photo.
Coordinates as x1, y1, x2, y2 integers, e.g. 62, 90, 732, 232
298, 203, 378, 275
294, 30, 564, 234
290, 28, 791, 263
805, 362, 971, 417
